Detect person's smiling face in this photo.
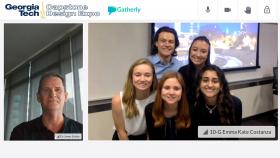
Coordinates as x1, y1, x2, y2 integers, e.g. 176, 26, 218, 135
37, 76, 68, 113
156, 32, 176, 58
190, 40, 209, 67
132, 64, 153, 92
199, 70, 221, 101
161, 77, 182, 106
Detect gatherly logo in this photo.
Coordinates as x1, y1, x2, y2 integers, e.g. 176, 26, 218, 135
108, 6, 141, 15
5, 4, 40, 16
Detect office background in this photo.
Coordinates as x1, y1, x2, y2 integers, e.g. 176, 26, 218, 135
88, 23, 278, 140
4, 24, 83, 140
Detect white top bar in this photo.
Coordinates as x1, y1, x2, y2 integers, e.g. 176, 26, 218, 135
0, 0, 278, 21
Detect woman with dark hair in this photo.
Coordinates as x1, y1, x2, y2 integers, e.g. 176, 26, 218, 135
195, 65, 242, 126
112, 58, 158, 140
178, 36, 211, 112
145, 72, 194, 140
148, 26, 183, 79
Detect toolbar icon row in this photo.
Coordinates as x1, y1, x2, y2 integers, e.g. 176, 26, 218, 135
204, 5, 272, 14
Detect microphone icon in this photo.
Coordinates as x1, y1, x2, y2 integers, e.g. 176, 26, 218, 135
206, 6, 210, 13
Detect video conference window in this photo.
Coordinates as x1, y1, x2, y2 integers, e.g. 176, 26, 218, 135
88, 23, 277, 140
153, 23, 260, 71
4, 24, 83, 140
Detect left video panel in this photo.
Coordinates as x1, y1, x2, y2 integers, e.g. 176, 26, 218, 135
4, 23, 83, 141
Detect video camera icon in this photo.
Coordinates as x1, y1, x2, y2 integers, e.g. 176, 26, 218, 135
224, 7, 231, 12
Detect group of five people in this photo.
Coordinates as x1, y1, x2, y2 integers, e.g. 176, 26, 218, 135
112, 26, 242, 140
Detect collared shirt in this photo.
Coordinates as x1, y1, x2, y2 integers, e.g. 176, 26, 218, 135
10, 115, 83, 140
148, 54, 183, 79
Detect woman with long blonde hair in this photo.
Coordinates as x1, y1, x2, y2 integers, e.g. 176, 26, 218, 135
112, 58, 157, 140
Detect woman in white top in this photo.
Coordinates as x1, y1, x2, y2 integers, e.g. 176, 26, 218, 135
112, 58, 158, 140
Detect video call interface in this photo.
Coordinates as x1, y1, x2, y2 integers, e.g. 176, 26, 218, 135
0, 0, 279, 158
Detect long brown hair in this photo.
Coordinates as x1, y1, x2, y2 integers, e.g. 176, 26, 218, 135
185, 36, 211, 105
196, 65, 236, 124
152, 72, 191, 129
123, 58, 158, 119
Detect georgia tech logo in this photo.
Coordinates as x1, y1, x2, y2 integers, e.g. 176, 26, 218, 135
5, 4, 40, 16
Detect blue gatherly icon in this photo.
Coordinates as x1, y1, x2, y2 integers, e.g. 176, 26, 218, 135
108, 6, 116, 15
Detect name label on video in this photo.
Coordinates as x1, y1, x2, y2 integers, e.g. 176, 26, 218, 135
55, 133, 82, 140
198, 126, 275, 138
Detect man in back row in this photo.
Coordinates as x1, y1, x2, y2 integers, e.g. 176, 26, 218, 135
148, 26, 183, 79
10, 73, 83, 140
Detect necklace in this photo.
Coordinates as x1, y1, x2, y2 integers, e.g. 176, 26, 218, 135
205, 104, 217, 114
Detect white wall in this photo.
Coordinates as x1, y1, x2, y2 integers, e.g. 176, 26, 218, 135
88, 23, 151, 101
88, 110, 114, 140
232, 84, 277, 118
